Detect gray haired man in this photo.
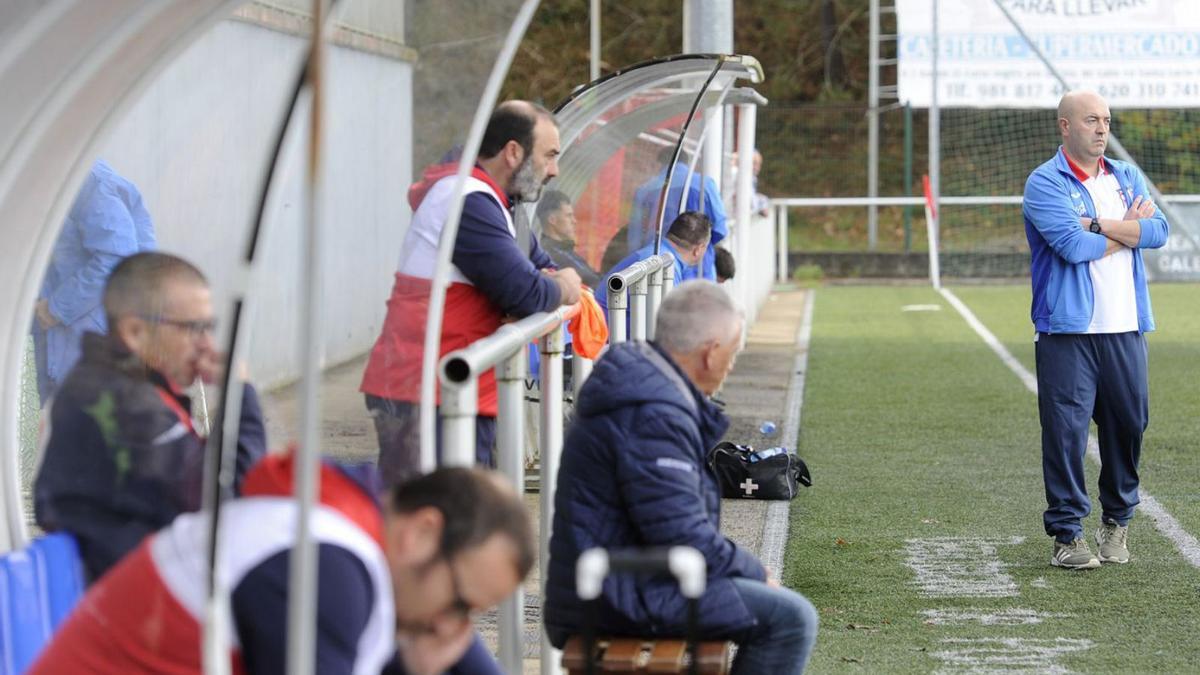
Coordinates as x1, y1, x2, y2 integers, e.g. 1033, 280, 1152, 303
545, 281, 818, 674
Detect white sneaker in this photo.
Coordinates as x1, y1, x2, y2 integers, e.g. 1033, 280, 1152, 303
1051, 539, 1100, 570
1095, 522, 1130, 564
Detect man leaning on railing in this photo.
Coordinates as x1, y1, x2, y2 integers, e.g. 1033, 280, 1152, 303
361, 100, 582, 487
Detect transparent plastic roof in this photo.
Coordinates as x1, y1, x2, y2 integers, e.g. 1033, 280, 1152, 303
522, 55, 763, 279
555, 54, 763, 148
4, 0, 535, 669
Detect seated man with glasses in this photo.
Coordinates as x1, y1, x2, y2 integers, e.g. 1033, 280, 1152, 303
34, 251, 266, 580
31, 460, 530, 675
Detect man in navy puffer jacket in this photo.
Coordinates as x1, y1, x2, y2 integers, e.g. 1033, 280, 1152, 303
544, 281, 818, 674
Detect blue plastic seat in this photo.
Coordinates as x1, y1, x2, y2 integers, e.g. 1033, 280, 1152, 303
0, 533, 85, 674
28, 534, 84, 631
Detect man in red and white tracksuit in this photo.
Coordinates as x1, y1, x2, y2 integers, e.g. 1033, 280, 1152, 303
30, 455, 536, 675
361, 100, 582, 486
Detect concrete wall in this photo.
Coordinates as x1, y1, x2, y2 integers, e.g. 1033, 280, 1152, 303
97, 17, 413, 386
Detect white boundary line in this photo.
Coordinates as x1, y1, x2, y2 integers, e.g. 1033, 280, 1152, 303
759, 290, 815, 575
939, 287, 1200, 569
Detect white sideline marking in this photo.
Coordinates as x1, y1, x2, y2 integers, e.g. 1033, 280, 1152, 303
902, 303, 942, 312
905, 537, 1023, 598
939, 287, 1200, 570
758, 290, 815, 576
922, 608, 1070, 626
932, 637, 1094, 674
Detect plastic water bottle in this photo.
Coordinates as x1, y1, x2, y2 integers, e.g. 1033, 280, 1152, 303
759, 420, 777, 437
748, 446, 786, 463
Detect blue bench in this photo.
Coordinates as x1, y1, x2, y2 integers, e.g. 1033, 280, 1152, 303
0, 533, 85, 674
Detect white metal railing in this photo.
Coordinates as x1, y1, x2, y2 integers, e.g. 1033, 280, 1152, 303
437, 301, 585, 674
606, 253, 676, 344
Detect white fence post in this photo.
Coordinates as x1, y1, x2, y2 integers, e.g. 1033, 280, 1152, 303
629, 274, 648, 341
495, 348, 527, 672
439, 382, 477, 467
607, 281, 628, 344
539, 324, 566, 675
646, 267, 663, 340
777, 204, 789, 284
735, 103, 756, 315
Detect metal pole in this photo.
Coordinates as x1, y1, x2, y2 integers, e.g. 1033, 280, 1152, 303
703, 108, 724, 198
868, 0, 880, 251
684, 0, 733, 53
418, 0, 542, 473
776, 204, 788, 283
904, 101, 913, 253
629, 275, 648, 341
735, 104, 756, 312
663, 257, 676, 295
607, 286, 627, 345
572, 355, 592, 399
287, 0, 327, 671
440, 383, 478, 467
928, 0, 942, 289
495, 349, 526, 673
646, 268, 663, 340
589, 0, 600, 81
539, 326, 566, 675
685, 0, 733, 194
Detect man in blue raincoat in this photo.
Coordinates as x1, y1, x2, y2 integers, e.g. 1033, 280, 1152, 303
34, 159, 156, 401
627, 146, 727, 280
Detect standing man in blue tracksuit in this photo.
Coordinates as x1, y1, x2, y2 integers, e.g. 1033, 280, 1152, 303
1024, 90, 1168, 570
34, 159, 156, 402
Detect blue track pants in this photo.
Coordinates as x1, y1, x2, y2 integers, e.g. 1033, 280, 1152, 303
1035, 331, 1149, 543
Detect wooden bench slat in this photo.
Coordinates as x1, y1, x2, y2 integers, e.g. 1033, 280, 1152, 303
561, 636, 733, 674
600, 638, 645, 671
695, 641, 733, 675
645, 640, 687, 672
561, 636, 593, 671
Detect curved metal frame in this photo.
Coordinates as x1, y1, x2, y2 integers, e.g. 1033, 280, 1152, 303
550, 53, 762, 275
553, 53, 762, 157
649, 59, 725, 256
418, 0, 542, 471
0, 0, 247, 551
552, 86, 767, 202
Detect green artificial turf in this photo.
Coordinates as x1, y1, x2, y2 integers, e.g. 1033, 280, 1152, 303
783, 284, 1200, 673
952, 282, 1200, 559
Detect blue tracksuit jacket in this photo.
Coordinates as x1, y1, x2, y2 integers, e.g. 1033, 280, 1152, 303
1023, 148, 1169, 333
629, 163, 727, 280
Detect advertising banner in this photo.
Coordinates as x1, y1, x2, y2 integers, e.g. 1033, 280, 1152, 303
897, 0, 1200, 108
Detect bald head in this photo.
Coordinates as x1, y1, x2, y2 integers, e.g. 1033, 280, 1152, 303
479, 100, 555, 160
1057, 90, 1111, 172
1057, 90, 1106, 121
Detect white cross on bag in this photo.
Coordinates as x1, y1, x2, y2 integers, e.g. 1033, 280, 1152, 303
740, 478, 759, 496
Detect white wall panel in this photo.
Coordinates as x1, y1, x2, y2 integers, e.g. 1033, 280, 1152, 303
100, 18, 413, 386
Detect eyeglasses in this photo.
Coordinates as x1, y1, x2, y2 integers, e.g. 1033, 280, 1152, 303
138, 314, 218, 336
